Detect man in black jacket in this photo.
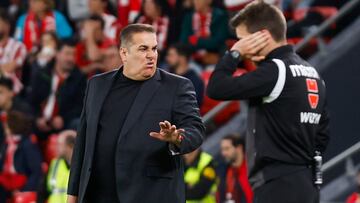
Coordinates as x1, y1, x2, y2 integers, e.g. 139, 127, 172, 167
207, 1, 330, 203
67, 24, 204, 203
29, 39, 87, 140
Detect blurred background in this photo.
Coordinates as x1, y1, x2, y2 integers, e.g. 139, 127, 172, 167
0, 0, 359, 202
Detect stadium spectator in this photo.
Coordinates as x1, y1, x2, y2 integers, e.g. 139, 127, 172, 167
45, 130, 76, 203
0, 11, 27, 94
134, 0, 171, 52
14, 0, 73, 53
0, 110, 42, 203
75, 15, 116, 75
184, 148, 217, 203
179, 0, 229, 64
166, 43, 204, 106
0, 77, 33, 145
35, 31, 58, 68
218, 135, 253, 203
88, 0, 119, 40
102, 45, 122, 72
30, 39, 86, 140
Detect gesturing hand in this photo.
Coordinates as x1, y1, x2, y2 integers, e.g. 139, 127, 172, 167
150, 120, 185, 147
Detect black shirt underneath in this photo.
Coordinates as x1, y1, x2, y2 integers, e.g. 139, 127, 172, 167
86, 71, 142, 202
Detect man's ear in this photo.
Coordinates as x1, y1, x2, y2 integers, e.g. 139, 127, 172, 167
119, 47, 127, 63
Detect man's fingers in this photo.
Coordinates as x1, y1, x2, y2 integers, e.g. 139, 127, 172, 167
149, 132, 164, 140
159, 122, 167, 130
251, 55, 266, 62
164, 120, 171, 128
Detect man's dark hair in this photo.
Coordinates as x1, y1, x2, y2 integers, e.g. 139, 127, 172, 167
120, 24, 156, 47
65, 133, 76, 148
222, 134, 245, 148
0, 76, 14, 91
57, 38, 77, 51
230, 0, 286, 42
0, 9, 10, 24
89, 14, 105, 30
7, 111, 33, 135
168, 43, 192, 61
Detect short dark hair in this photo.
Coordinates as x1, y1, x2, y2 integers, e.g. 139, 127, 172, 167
168, 43, 192, 61
57, 38, 77, 51
7, 111, 33, 135
65, 133, 76, 148
120, 24, 156, 47
0, 76, 14, 91
230, 0, 286, 42
222, 134, 245, 148
89, 14, 105, 30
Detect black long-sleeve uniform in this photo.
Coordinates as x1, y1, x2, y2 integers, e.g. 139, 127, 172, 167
207, 45, 330, 190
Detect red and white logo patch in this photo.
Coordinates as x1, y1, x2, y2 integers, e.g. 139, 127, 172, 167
306, 79, 318, 93
308, 93, 319, 109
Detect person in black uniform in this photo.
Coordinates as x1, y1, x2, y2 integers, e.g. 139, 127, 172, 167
207, 1, 330, 203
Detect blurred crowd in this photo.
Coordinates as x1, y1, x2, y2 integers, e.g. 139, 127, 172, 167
0, 0, 358, 202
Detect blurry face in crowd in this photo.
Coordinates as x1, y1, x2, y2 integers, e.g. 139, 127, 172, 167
0, 86, 14, 110
29, 0, 48, 14
57, 133, 67, 157
41, 33, 57, 48
143, 0, 160, 19
56, 45, 76, 72
103, 46, 122, 71
0, 19, 10, 40
166, 48, 181, 69
92, 20, 104, 43
57, 132, 75, 158
120, 32, 158, 81
221, 139, 243, 164
193, 0, 211, 12
88, 0, 105, 14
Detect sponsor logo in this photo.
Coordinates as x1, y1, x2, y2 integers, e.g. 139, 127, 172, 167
300, 112, 321, 124
290, 65, 320, 79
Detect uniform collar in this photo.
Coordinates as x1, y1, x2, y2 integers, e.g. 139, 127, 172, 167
266, 45, 294, 60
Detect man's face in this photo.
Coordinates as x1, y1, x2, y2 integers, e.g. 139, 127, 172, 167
0, 19, 10, 40
193, 0, 211, 12
56, 134, 67, 157
92, 21, 104, 42
221, 139, 237, 164
56, 45, 75, 72
29, 0, 47, 14
143, 0, 159, 18
120, 32, 158, 80
88, 0, 104, 13
166, 48, 180, 69
0, 86, 13, 109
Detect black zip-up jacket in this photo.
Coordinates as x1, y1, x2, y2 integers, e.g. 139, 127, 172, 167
207, 45, 330, 188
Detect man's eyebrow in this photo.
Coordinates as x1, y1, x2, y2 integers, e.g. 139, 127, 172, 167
138, 45, 149, 49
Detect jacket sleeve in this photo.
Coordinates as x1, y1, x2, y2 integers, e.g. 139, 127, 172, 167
67, 79, 91, 196
207, 53, 278, 100
169, 78, 205, 155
